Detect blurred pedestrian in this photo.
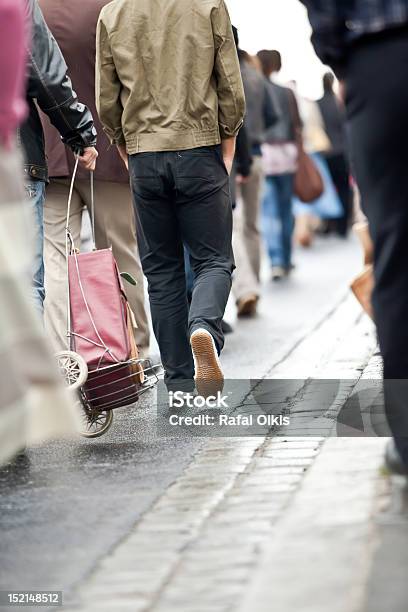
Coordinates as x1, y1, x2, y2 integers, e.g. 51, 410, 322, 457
232, 28, 279, 316
293, 94, 343, 247
96, 0, 245, 394
301, 0, 408, 475
0, 0, 74, 465
257, 50, 302, 281
21, 0, 97, 316
39, 0, 150, 358
318, 72, 352, 237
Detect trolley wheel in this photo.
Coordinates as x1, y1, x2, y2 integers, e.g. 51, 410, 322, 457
56, 350, 88, 391
77, 397, 114, 439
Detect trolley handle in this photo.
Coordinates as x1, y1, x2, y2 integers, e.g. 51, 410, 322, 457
65, 156, 96, 350
66, 155, 96, 252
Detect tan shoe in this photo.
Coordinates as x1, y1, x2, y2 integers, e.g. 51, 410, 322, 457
350, 264, 374, 320
190, 328, 224, 397
351, 222, 375, 319
237, 294, 258, 318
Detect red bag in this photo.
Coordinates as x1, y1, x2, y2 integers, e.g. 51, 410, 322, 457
68, 248, 130, 367
68, 248, 144, 410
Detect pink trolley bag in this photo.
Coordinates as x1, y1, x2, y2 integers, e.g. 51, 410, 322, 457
55, 159, 159, 438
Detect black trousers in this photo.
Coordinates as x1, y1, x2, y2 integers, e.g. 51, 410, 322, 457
345, 27, 408, 460
129, 145, 234, 386
326, 153, 352, 236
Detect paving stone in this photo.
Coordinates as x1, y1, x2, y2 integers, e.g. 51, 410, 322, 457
248, 463, 308, 475
252, 456, 315, 468
241, 483, 298, 495
262, 444, 320, 456
239, 438, 386, 612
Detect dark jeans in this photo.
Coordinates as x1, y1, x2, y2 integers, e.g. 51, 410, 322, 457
184, 246, 194, 302
345, 27, 408, 462
325, 154, 352, 236
129, 145, 234, 386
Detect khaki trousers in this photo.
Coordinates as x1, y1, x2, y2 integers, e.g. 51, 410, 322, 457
43, 179, 150, 356
232, 155, 264, 301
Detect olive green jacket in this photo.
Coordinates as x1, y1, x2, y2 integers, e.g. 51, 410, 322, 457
96, 0, 246, 154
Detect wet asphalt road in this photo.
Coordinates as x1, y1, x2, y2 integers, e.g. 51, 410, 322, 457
0, 236, 361, 609
0, 395, 202, 607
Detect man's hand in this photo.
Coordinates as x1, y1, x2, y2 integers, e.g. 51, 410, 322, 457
221, 137, 236, 176
223, 156, 234, 176
78, 147, 98, 171
117, 144, 129, 170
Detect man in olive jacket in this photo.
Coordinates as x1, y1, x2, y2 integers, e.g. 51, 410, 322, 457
97, 0, 246, 393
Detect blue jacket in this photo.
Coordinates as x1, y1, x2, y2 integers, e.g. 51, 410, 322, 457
300, 0, 408, 74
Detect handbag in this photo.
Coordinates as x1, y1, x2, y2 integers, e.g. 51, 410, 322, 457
294, 146, 324, 203
286, 88, 324, 203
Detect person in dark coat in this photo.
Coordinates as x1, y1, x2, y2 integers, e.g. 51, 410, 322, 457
301, 0, 408, 476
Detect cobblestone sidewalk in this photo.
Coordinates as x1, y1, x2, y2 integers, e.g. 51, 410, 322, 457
63, 295, 405, 612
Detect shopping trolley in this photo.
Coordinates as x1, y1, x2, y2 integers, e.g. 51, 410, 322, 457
55, 158, 160, 438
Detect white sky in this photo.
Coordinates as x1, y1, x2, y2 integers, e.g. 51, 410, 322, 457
226, 0, 328, 99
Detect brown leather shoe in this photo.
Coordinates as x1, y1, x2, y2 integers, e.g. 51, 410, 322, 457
237, 294, 258, 318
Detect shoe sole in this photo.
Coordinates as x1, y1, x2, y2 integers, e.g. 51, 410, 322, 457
191, 330, 224, 397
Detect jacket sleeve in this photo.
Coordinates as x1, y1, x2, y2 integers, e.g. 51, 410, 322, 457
235, 124, 253, 178
26, 0, 96, 152
211, 0, 246, 139
95, 15, 125, 147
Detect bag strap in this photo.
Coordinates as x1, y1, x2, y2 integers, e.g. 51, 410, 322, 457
90, 169, 96, 250
286, 89, 303, 148
66, 156, 79, 236
64, 159, 96, 348
65, 157, 96, 251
